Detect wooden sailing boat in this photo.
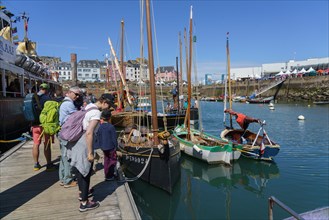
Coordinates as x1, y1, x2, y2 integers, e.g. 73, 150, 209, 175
173, 6, 241, 165
117, 0, 181, 194
220, 33, 280, 161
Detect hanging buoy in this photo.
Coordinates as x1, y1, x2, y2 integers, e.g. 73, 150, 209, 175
298, 115, 305, 120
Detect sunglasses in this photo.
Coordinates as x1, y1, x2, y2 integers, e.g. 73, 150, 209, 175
71, 91, 80, 96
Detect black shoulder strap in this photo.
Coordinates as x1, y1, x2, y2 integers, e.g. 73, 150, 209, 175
34, 93, 41, 110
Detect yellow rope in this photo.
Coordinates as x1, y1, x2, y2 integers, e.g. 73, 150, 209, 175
0, 139, 22, 143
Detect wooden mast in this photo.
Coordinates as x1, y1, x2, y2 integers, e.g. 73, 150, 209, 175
118, 19, 124, 110
108, 37, 133, 106
145, 0, 159, 144
226, 32, 233, 127
176, 56, 180, 112
187, 6, 193, 141
179, 32, 183, 108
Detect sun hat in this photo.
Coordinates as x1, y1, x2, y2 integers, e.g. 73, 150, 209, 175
40, 83, 49, 89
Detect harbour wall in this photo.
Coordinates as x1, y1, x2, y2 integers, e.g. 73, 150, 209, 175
80, 75, 329, 102
199, 75, 329, 102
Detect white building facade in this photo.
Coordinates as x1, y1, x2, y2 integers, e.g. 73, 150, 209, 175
55, 62, 72, 81
77, 60, 102, 82
231, 57, 329, 80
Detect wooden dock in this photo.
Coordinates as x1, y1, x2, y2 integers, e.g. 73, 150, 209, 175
0, 139, 141, 219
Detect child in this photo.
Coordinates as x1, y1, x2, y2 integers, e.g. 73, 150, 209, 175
98, 109, 118, 181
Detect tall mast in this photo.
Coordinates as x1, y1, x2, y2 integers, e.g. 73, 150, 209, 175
226, 32, 233, 127
184, 28, 188, 89
176, 56, 179, 112
179, 32, 183, 105
118, 19, 125, 109
146, 0, 159, 144
187, 6, 193, 141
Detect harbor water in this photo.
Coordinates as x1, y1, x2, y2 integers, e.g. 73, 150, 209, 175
128, 101, 329, 219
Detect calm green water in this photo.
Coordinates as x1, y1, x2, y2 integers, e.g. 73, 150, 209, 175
129, 102, 329, 220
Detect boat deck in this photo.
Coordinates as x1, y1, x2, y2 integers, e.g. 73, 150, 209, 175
0, 140, 140, 219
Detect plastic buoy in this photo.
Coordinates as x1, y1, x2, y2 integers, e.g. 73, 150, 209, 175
298, 115, 305, 120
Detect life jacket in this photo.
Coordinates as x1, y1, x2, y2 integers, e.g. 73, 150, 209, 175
236, 113, 247, 129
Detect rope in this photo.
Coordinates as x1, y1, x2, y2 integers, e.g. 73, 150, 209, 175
0, 132, 32, 144
0, 137, 26, 143
118, 147, 154, 183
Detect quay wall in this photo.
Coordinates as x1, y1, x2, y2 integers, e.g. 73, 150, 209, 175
199, 75, 329, 102
78, 76, 329, 102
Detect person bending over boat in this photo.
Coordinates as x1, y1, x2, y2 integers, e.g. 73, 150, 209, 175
224, 109, 260, 130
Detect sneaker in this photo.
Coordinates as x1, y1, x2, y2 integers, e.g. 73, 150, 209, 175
59, 181, 64, 186
64, 181, 77, 188
33, 163, 41, 171
46, 164, 56, 172
79, 188, 94, 201
79, 201, 100, 212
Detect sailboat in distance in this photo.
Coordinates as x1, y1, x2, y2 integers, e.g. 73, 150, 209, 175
117, 0, 181, 194
173, 6, 242, 165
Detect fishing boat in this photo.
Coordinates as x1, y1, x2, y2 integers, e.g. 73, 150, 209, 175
313, 100, 329, 105
173, 6, 241, 165
0, 8, 60, 153
117, 0, 181, 194
221, 33, 279, 161
246, 96, 273, 104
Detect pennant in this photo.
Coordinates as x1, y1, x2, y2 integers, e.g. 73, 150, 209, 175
11, 27, 17, 34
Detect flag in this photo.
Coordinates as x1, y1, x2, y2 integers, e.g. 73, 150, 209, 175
13, 35, 19, 40
0, 6, 6, 10
11, 27, 17, 34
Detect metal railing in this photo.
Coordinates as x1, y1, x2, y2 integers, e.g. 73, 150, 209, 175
268, 196, 305, 220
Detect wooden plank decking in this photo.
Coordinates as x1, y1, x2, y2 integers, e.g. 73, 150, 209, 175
0, 139, 141, 219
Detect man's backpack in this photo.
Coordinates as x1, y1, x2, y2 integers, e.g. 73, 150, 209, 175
39, 100, 61, 135
59, 106, 98, 142
23, 93, 42, 122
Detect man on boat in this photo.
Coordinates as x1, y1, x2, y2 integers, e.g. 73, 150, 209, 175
224, 109, 260, 130
32, 83, 54, 171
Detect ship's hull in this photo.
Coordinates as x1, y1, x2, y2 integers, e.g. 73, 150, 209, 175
220, 128, 280, 161
118, 137, 181, 194
173, 125, 241, 165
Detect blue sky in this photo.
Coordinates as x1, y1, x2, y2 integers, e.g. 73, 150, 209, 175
6, 0, 329, 80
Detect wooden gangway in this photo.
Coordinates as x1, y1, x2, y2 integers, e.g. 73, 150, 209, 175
0, 140, 141, 219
